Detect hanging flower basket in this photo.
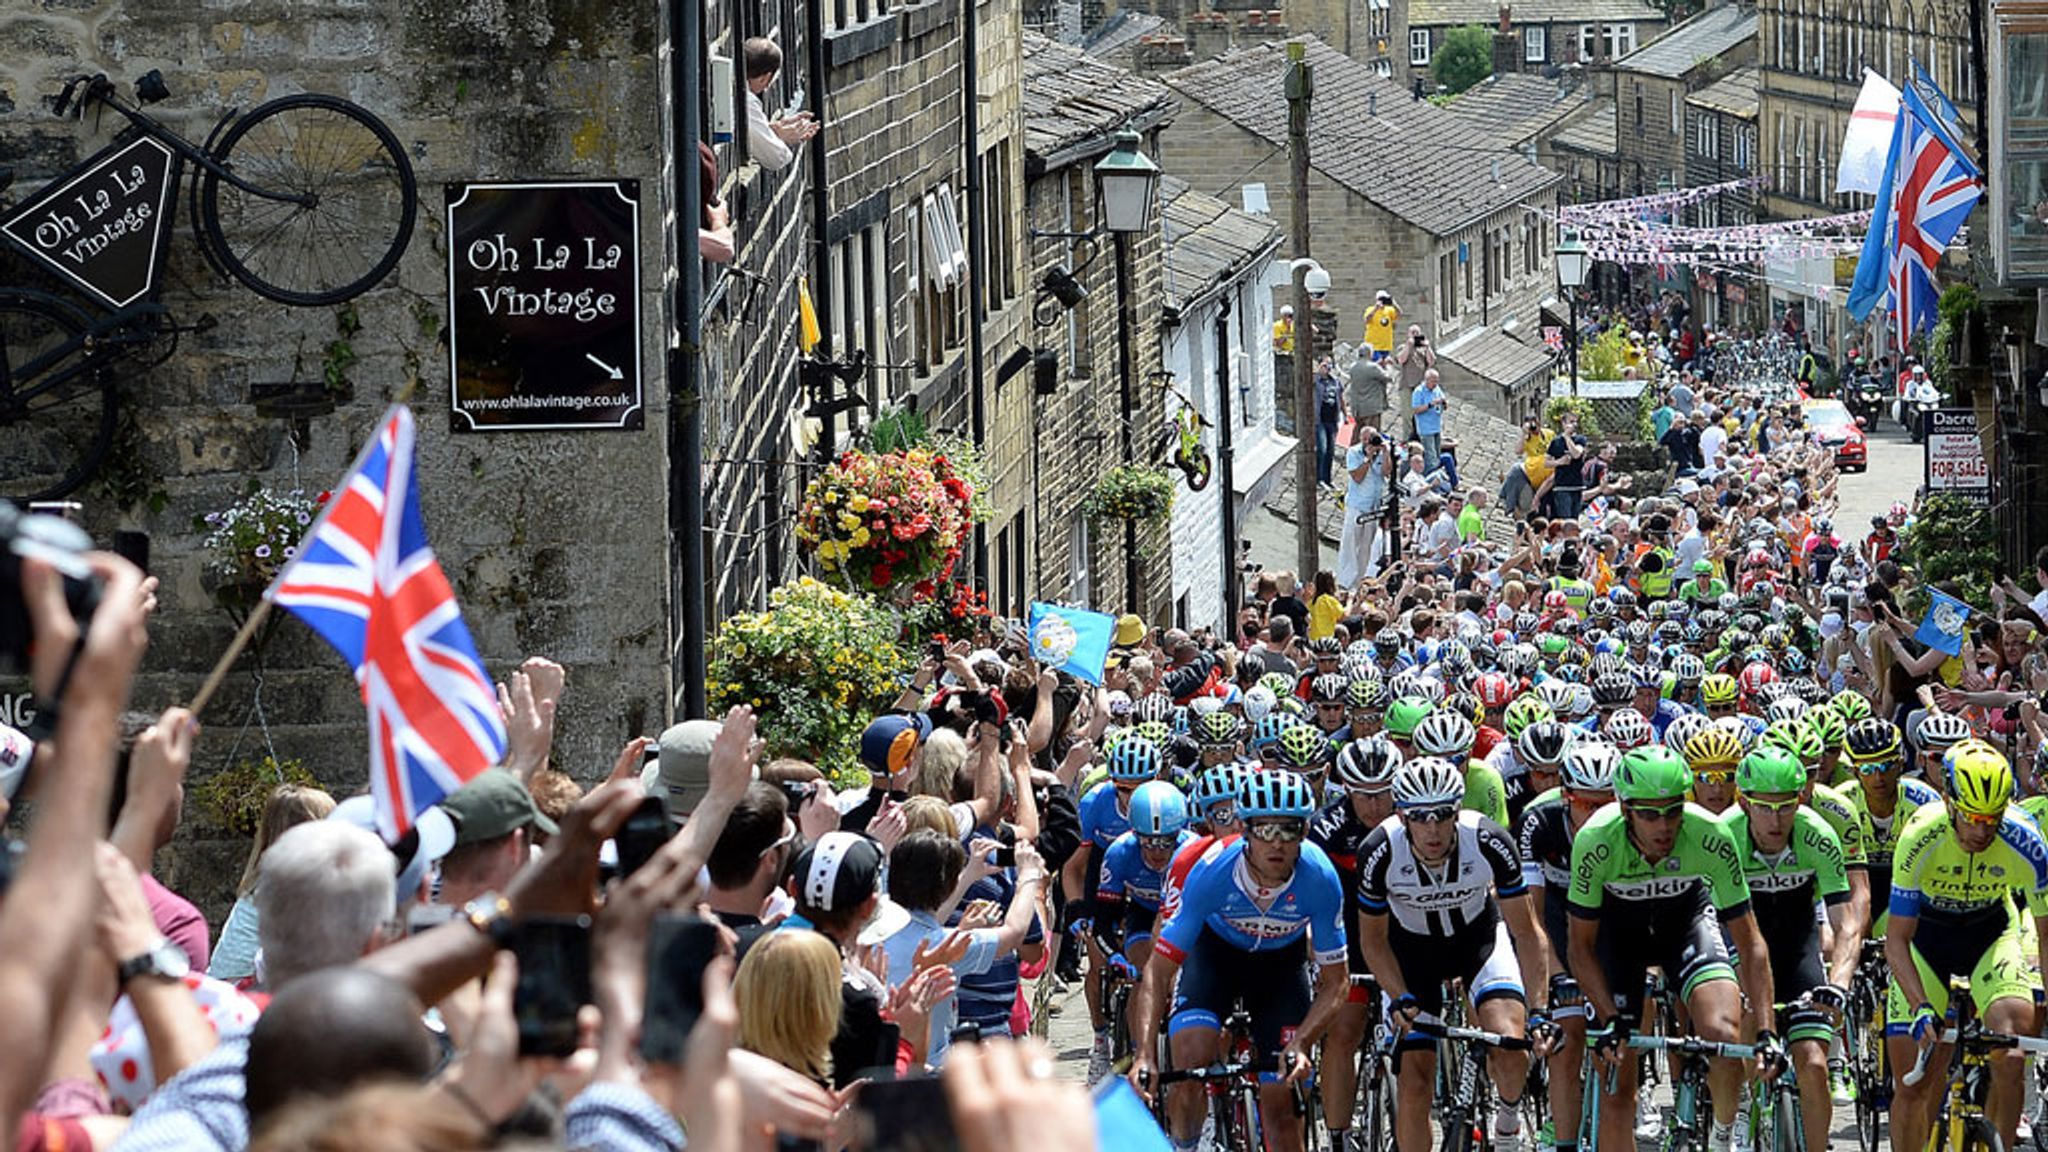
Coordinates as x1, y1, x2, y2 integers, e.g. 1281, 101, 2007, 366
196, 486, 325, 631
795, 449, 977, 596
1083, 465, 1174, 524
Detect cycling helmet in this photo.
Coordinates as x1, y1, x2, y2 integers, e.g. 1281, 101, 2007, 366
1386, 668, 1429, 701
1195, 709, 1245, 748
1763, 696, 1811, 726
1682, 620, 1707, 646
1735, 746, 1807, 796
1683, 726, 1746, 769
1535, 679, 1576, 714
1251, 713, 1292, 751
1168, 732, 1202, 771
1191, 765, 1249, 818
1335, 736, 1403, 789
1759, 719, 1823, 767
1275, 724, 1332, 770
1610, 588, 1639, 611
1132, 694, 1175, 725
1670, 653, 1707, 685
1553, 616, 1583, 638
1829, 691, 1874, 724
1384, 697, 1436, 739
1514, 612, 1542, 637
1238, 770, 1317, 820
1108, 735, 1163, 781
1662, 712, 1712, 756
1914, 711, 1972, 754
1446, 691, 1486, 730
1588, 597, 1615, 621
1437, 641, 1473, 681
1546, 654, 1582, 679
1310, 674, 1350, 705
1805, 706, 1847, 753
1717, 591, 1742, 614
1391, 758, 1467, 808
1779, 649, 1810, 677
1738, 662, 1778, 697
1244, 686, 1279, 723
1544, 590, 1571, 613
1258, 673, 1295, 699
1373, 630, 1405, 657
1305, 637, 1342, 659
1473, 672, 1516, 711
1615, 746, 1693, 802
1348, 676, 1387, 711
1413, 710, 1477, 759
1517, 719, 1575, 767
1132, 720, 1172, 749
1563, 683, 1597, 720
1602, 708, 1654, 750
1588, 652, 1630, 681
1408, 675, 1450, 707
1943, 739, 2014, 818
1761, 624, 1791, 650
1843, 718, 1903, 765
1276, 696, 1309, 721
1562, 739, 1622, 793
1502, 643, 1539, 678
1625, 620, 1654, 646
1713, 714, 1760, 752
1592, 673, 1634, 708
1127, 780, 1191, 836
1503, 695, 1555, 740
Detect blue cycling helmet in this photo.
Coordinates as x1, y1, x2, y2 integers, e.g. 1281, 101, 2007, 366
1237, 769, 1316, 820
1191, 765, 1249, 818
1107, 735, 1162, 781
1126, 780, 1191, 837
1251, 713, 1293, 750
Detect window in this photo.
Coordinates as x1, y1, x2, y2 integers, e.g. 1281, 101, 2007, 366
1634, 82, 1644, 128
1524, 25, 1545, 62
1612, 24, 1634, 55
1438, 251, 1456, 323
1814, 5, 1826, 72
827, 0, 886, 31
1580, 23, 1598, 59
1734, 125, 1754, 170
1410, 29, 1431, 65
1069, 514, 1091, 605
1368, 0, 1390, 38
829, 222, 890, 403
911, 185, 967, 374
1461, 244, 1472, 302
1795, 118, 1809, 200
1796, 0, 1809, 71
1671, 87, 1682, 134
1697, 113, 1718, 158
979, 143, 1016, 311
1775, 0, 1789, 68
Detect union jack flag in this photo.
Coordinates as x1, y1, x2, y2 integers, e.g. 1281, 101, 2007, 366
1884, 91, 1981, 353
267, 406, 506, 840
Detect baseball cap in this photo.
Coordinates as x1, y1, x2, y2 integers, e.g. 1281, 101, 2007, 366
792, 831, 884, 915
441, 767, 558, 846
646, 719, 724, 819
326, 795, 456, 905
859, 713, 932, 777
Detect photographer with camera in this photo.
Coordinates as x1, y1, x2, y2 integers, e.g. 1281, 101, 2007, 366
1337, 425, 1394, 588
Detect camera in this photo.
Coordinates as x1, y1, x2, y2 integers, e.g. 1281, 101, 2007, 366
0, 501, 104, 676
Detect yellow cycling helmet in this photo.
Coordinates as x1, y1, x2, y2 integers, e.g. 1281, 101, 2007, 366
1943, 739, 2014, 818
1683, 726, 1745, 770
1701, 673, 1740, 708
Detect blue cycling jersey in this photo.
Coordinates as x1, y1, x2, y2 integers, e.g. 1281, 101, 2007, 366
1078, 781, 1133, 850
1155, 837, 1348, 967
1099, 828, 1194, 912
1645, 699, 1687, 739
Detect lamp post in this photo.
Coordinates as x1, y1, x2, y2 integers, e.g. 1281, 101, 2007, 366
1556, 232, 1590, 399
1096, 129, 1161, 614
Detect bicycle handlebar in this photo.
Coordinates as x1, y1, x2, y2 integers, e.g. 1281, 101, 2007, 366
1902, 1028, 2048, 1087
1408, 1019, 1535, 1051
1149, 1053, 1290, 1086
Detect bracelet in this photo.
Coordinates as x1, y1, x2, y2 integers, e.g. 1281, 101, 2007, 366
441, 1077, 496, 1129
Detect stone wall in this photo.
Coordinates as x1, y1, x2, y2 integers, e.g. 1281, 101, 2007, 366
0, 0, 673, 914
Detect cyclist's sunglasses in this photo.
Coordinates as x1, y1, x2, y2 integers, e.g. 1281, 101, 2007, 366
1744, 796, 1802, 816
1138, 834, 1181, 853
1246, 819, 1308, 843
1626, 801, 1687, 822
1854, 759, 1899, 775
1258, 746, 1283, 762
1200, 742, 1238, 753
1207, 804, 1241, 825
1954, 807, 2006, 828
1316, 701, 1347, 711
1399, 804, 1459, 825
1347, 783, 1393, 798
1693, 769, 1735, 786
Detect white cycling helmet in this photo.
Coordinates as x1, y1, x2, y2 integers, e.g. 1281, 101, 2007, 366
1391, 757, 1466, 808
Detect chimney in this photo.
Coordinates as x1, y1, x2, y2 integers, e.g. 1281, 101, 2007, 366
1492, 4, 1519, 73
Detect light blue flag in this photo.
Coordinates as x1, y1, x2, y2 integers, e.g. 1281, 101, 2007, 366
1028, 601, 1117, 685
1914, 587, 1972, 657
1846, 106, 1905, 321
1094, 1077, 1173, 1152
1910, 58, 1967, 154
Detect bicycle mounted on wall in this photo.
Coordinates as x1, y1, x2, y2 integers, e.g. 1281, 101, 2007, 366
0, 70, 418, 501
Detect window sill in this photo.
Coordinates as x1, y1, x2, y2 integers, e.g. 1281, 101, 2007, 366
899, 0, 953, 42
825, 14, 895, 67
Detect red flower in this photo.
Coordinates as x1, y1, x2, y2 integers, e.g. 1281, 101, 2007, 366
914, 580, 937, 599
315, 490, 332, 506
871, 565, 894, 587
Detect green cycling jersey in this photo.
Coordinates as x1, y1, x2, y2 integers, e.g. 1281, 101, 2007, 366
1718, 805, 1849, 939
1567, 802, 1752, 920
1463, 758, 1509, 829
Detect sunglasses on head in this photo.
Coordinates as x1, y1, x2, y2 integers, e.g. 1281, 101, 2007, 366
1348, 783, 1393, 797
1246, 820, 1307, 843
1627, 801, 1687, 822
1400, 804, 1459, 824
1743, 795, 1802, 815
1955, 807, 2006, 828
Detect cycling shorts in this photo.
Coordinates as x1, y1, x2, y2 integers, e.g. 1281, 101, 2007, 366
1884, 908, 2042, 1033
1596, 891, 1737, 1016
1121, 902, 1162, 950
1390, 919, 1525, 1061
1168, 928, 1312, 1076
1758, 913, 1832, 1046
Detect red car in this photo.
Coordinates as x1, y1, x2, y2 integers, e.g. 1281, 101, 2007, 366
1803, 399, 1867, 471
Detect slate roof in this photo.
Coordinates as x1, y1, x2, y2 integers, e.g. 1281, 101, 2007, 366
1160, 175, 1283, 309
1439, 324, 1554, 390
1439, 72, 1585, 148
1686, 65, 1760, 119
1162, 38, 1560, 237
1409, 0, 1663, 25
1022, 32, 1179, 172
1551, 97, 1617, 155
1611, 5, 1758, 80
1082, 11, 1167, 66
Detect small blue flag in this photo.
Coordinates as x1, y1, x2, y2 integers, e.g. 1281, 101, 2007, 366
1027, 601, 1117, 685
1094, 1077, 1173, 1152
1914, 587, 1972, 657
1910, 58, 1967, 155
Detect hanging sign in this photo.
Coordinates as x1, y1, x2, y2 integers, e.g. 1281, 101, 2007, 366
1923, 408, 1990, 505
0, 136, 178, 310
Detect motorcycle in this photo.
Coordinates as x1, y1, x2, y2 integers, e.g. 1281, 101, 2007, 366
1895, 393, 1939, 442
1846, 375, 1889, 429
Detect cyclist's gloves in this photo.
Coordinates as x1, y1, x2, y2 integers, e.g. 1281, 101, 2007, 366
1910, 1002, 1940, 1044
1590, 1015, 1631, 1053
1391, 993, 1423, 1033
1547, 973, 1583, 1008
1528, 1012, 1560, 1046
1807, 984, 1847, 1013
1754, 1029, 1786, 1074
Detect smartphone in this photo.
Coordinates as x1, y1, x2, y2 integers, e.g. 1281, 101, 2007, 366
848, 1075, 956, 1152
615, 795, 677, 879
640, 914, 723, 1064
927, 640, 945, 663
509, 915, 593, 1058
779, 780, 817, 813
991, 845, 1017, 868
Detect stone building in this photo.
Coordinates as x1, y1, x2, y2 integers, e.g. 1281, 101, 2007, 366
1158, 37, 1562, 422
1608, 4, 1759, 204
1684, 66, 1762, 328
1405, 0, 1666, 88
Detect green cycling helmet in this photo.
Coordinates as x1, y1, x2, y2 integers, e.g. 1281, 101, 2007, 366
1195, 709, 1244, 747
1384, 696, 1436, 740
1537, 634, 1571, 657
1759, 718, 1823, 768
1275, 723, 1332, 770
1615, 745, 1693, 803
1804, 706, 1848, 752
1258, 672, 1294, 699
1829, 690, 1873, 724
1132, 720, 1172, 750
1348, 675, 1387, 711
1736, 746, 1808, 797
1502, 695, 1555, 741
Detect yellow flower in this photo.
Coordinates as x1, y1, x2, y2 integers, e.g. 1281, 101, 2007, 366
838, 512, 861, 532
851, 527, 871, 546
849, 494, 870, 512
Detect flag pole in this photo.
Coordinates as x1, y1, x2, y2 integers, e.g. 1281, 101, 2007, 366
188, 600, 273, 719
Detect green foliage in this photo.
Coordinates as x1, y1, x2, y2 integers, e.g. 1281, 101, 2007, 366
1431, 24, 1493, 95
86, 407, 167, 515
709, 578, 911, 785
865, 406, 928, 455
192, 756, 320, 837
1543, 396, 1602, 439
1928, 317, 1956, 397
1635, 386, 1658, 442
1576, 325, 1631, 381
1083, 465, 1175, 523
1937, 283, 1980, 329
1901, 493, 1998, 619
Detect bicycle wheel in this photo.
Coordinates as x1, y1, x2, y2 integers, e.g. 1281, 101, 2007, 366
1361, 1057, 1396, 1152
1770, 1080, 1802, 1152
1962, 1114, 2006, 1152
1107, 981, 1132, 1064
0, 290, 115, 502
200, 93, 416, 305
1849, 999, 1887, 1152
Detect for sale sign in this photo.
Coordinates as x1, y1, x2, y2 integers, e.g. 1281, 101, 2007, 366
1923, 408, 1990, 506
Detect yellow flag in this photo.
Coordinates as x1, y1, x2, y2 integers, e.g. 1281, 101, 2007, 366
798, 276, 822, 354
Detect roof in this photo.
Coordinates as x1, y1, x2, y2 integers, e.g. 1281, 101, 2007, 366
1438, 324, 1554, 390
1081, 11, 1167, 66
1686, 65, 1760, 119
1550, 96, 1616, 154
1162, 38, 1560, 236
1439, 72, 1585, 148
1409, 0, 1663, 25
1160, 175, 1283, 309
1022, 32, 1178, 172
1612, 5, 1758, 80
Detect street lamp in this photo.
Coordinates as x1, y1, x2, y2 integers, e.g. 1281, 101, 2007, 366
1096, 129, 1159, 614
1556, 231, 1589, 398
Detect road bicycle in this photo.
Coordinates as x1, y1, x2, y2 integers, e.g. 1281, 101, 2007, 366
1100, 949, 1139, 1071
1146, 375, 1213, 491
1842, 939, 1890, 1152
1901, 978, 2048, 1152
1411, 1009, 1536, 1152
1583, 976, 1763, 1152
1347, 975, 1398, 1152
0, 70, 416, 501
1148, 1006, 1322, 1152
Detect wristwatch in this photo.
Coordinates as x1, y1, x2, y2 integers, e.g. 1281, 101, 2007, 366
463, 892, 514, 943
117, 938, 190, 985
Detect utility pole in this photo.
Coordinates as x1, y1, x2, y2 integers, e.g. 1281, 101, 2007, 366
1285, 41, 1319, 579
668, 0, 707, 719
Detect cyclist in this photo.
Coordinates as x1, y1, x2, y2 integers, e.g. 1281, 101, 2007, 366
1346, 676, 1387, 740
1067, 734, 1162, 1079
1567, 745, 1780, 1152
1413, 707, 1511, 827
1356, 758, 1547, 1152
1518, 737, 1620, 1152
1911, 711, 1973, 800
1502, 718, 1572, 828
1309, 736, 1403, 1149
1886, 741, 2048, 1152
1131, 771, 1350, 1152
1683, 725, 1744, 816
1194, 709, 1250, 772
1758, 719, 1873, 944
1096, 780, 1196, 977
1720, 746, 1855, 1152
1837, 718, 1935, 918
1308, 672, 1353, 742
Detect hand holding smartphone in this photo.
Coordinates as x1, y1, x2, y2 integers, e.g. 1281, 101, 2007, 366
615, 795, 678, 879
641, 914, 724, 1064
510, 915, 594, 1058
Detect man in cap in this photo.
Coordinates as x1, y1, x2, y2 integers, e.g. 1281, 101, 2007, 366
836, 713, 935, 836
788, 831, 901, 1085
436, 767, 558, 910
